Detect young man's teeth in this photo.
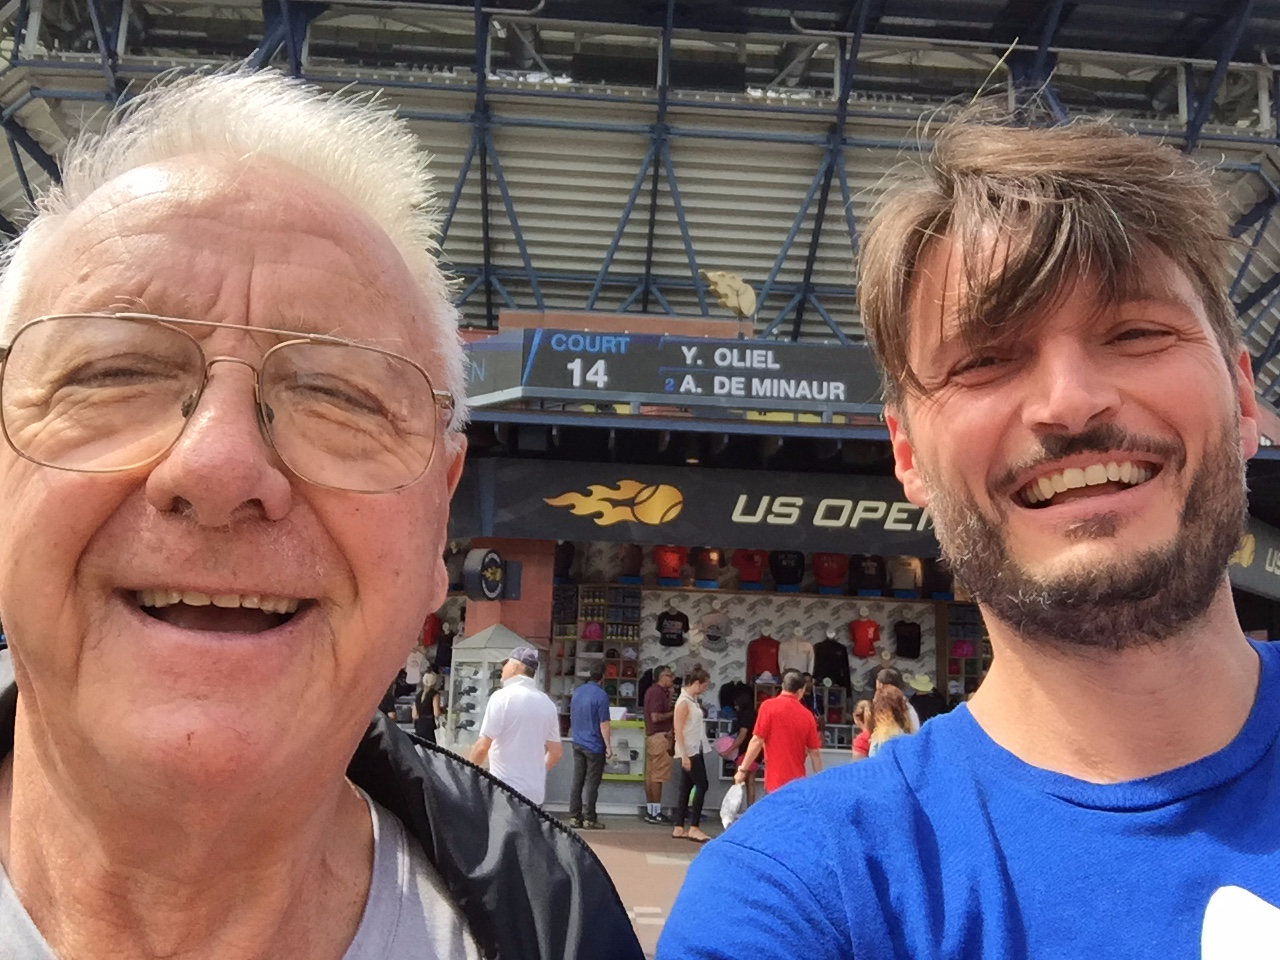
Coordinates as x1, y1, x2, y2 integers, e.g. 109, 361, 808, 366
137, 591, 300, 613
1022, 460, 1153, 505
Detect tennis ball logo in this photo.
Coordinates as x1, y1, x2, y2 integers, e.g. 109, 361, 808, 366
631, 484, 684, 524
544, 480, 684, 526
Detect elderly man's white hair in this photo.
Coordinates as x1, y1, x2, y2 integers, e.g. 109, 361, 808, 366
0, 67, 470, 428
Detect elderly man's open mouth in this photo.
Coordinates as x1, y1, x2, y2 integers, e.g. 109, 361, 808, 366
132, 590, 308, 633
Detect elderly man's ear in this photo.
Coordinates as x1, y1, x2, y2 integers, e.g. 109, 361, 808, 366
885, 407, 929, 509
443, 434, 468, 497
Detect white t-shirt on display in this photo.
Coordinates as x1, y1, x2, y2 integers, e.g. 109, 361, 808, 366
478, 674, 561, 805
778, 636, 815, 675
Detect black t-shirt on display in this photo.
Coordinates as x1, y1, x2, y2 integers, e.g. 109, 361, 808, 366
893, 620, 923, 659
657, 609, 691, 647
620, 543, 644, 578
849, 554, 887, 592
769, 550, 805, 586
812, 638, 853, 692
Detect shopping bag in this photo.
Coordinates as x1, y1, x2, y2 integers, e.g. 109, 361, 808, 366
713, 734, 739, 759
720, 782, 747, 829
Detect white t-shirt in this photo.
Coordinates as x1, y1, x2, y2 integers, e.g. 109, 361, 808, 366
478, 675, 561, 805
0, 789, 481, 960
404, 650, 426, 686
778, 636, 814, 675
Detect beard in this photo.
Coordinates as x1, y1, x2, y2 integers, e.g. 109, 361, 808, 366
924, 420, 1246, 652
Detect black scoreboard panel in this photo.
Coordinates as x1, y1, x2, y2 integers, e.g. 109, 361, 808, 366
516, 329, 882, 412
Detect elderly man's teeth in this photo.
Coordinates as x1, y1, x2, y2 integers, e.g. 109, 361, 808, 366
137, 591, 300, 613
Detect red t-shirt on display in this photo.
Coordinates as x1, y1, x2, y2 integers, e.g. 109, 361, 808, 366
421, 613, 441, 647
812, 553, 849, 589
746, 635, 780, 680
654, 545, 688, 580
850, 619, 880, 657
733, 549, 768, 583
752, 694, 820, 793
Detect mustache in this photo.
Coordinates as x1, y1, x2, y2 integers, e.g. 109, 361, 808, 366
992, 422, 1186, 494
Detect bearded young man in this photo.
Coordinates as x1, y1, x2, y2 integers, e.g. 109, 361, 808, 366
658, 114, 1280, 958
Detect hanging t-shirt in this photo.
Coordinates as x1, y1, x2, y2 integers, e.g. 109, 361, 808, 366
653, 546, 688, 580
849, 554, 887, 592
420, 614, 441, 649
812, 553, 849, 590
887, 556, 922, 591
894, 619, 923, 659
768, 550, 805, 587
432, 628, 455, 669
812, 638, 852, 692
751, 693, 820, 793
919, 557, 951, 595
657, 608, 691, 647
619, 543, 644, 578
696, 610, 732, 653
733, 549, 768, 584
691, 547, 725, 581
849, 619, 880, 658
553, 540, 576, 580
659, 640, 1280, 960
778, 636, 814, 675
746, 636, 781, 681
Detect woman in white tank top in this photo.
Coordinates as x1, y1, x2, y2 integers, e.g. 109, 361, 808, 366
672, 666, 712, 843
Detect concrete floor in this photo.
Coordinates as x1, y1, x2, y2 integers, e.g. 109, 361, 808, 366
570, 814, 723, 958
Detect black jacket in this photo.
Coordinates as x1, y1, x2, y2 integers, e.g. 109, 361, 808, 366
0, 653, 643, 960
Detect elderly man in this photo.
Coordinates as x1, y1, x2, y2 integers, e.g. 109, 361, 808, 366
0, 69, 641, 959
469, 646, 562, 805
660, 112, 1280, 957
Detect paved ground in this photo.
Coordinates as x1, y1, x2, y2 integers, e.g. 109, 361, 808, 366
569, 815, 722, 958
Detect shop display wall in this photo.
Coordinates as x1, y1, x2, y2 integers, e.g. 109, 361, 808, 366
637, 590, 937, 711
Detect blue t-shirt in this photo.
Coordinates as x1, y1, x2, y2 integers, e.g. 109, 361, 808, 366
659, 640, 1280, 959
570, 681, 612, 754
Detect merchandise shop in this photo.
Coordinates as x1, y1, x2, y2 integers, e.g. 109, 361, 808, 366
438, 454, 981, 813
402, 324, 998, 813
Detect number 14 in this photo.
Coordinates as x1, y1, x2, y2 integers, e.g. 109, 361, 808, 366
566, 358, 609, 388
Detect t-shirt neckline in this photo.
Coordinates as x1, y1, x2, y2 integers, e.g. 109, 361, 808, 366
951, 640, 1280, 810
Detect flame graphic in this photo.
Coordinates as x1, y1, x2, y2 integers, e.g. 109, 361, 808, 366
544, 480, 683, 527
1231, 533, 1257, 568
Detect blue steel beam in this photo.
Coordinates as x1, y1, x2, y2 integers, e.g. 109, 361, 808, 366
585, 140, 659, 310
250, 0, 324, 76
84, 0, 124, 96
6, 136, 33, 206
1238, 271, 1280, 321
788, 0, 867, 342
1230, 193, 1277, 301
0, 114, 59, 184
1232, 194, 1278, 237
1184, 0, 1254, 153
639, 0, 675, 313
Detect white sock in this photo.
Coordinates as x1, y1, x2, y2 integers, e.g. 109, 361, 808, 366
647, 803, 659, 816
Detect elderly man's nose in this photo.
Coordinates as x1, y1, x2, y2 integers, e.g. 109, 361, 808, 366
144, 364, 293, 525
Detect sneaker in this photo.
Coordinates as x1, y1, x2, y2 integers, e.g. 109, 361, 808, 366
567, 816, 584, 828
656, 812, 674, 824
643, 812, 664, 825
581, 820, 606, 829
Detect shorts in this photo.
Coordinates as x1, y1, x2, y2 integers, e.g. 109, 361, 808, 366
646, 733, 674, 783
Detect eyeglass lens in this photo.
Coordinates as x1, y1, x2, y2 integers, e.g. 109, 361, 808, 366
0, 315, 439, 492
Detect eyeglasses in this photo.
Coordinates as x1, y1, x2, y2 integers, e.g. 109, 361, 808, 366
0, 313, 456, 493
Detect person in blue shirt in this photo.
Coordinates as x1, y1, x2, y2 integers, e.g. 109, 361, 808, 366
659, 108, 1280, 959
568, 662, 614, 829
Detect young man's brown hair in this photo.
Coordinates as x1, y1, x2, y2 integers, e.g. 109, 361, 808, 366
858, 108, 1238, 405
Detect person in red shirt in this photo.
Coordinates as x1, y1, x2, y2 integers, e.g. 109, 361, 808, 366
733, 670, 821, 794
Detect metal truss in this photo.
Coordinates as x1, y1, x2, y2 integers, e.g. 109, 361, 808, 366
10, 0, 1280, 357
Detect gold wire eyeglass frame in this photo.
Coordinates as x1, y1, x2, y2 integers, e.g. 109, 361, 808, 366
0, 312, 457, 494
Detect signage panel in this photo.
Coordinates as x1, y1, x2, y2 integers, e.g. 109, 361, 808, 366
451, 458, 939, 556
1229, 517, 1280, 602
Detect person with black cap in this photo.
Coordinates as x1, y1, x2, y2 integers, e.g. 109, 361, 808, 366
470, 647, 563, 805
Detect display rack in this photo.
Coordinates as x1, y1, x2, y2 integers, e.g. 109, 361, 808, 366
602, 719, 646, 781
443, 624, 535, 753
946, 603, 991, 699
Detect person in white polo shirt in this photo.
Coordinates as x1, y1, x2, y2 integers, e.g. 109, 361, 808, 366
470, 646, 563, 804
